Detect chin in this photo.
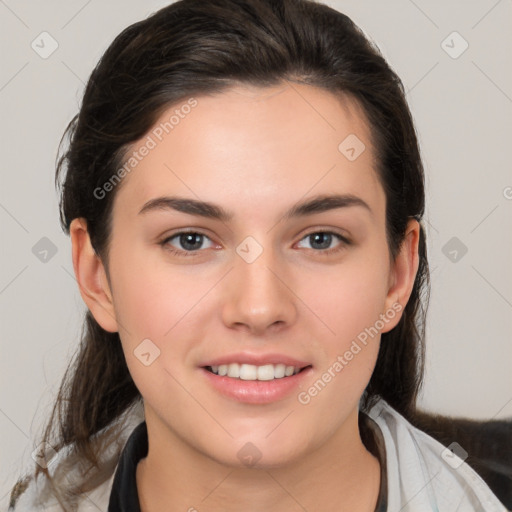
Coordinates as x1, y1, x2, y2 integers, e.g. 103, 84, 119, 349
203, 432, 310, 470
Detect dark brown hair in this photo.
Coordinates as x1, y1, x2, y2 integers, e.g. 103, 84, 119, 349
11, 0, 430, 508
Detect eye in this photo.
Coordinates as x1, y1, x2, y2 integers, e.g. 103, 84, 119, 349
160, 229, 351, 258
160, 231, 215, 256
296, 231, 350, 255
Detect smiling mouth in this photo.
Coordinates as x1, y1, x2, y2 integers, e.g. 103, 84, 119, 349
204, 363, 312, 381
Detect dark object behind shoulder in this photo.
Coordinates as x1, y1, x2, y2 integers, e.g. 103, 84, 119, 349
409, 409, 512, 509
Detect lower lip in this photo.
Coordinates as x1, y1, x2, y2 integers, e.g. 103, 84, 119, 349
200, 366, 313, 404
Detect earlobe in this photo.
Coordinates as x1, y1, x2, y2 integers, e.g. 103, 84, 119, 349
382, 219, 421, 333
69, 218, 118, 333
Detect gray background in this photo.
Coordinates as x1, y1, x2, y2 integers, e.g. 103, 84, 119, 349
1, 0, 511, 506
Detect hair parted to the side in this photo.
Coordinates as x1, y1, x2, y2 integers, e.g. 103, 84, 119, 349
10, 0, 429, 508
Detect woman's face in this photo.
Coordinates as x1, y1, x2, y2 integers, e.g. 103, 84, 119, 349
75, 82, 417, 468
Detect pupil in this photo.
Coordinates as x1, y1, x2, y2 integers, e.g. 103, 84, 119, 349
311, 233, 331, 249
181, 233, 202, 251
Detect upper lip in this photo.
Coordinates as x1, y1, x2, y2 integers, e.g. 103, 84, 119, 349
200, 352, 312, 368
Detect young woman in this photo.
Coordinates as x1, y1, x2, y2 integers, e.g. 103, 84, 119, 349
6, 0, 510, 511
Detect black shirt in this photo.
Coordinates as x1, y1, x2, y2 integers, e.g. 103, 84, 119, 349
108, 413, 387, 511
108, 420, 148, 512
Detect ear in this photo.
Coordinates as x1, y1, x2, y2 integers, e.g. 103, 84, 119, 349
381, 218, 421, 333
69, 218, 118, 333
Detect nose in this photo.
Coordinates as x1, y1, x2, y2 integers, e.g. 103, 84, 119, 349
221, 244, 297, 336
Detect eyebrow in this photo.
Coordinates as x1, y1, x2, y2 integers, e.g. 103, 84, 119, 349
138, 193, 372, 221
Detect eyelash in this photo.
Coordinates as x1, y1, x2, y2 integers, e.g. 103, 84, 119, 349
159, 229, 351, 258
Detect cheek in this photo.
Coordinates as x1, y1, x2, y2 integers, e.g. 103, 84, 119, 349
303, 251, 391, 346
108, 245, 216, 385
109, 244, 207, 338
296, 261, 388, 416
294, 246, 390, 407
109, 252, 203, 410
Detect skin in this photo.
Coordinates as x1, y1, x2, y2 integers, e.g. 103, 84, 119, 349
70, 81, 419, 511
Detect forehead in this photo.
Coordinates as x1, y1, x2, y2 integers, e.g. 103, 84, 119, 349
112, 82, 384, 222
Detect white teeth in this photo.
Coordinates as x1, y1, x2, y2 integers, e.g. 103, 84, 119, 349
274, 364, 286, 378
227, 363, 240, 378
256, 364, 274, 381
239, 364, 258, 380
208, 362, 304, 380
285, 365, 295, 377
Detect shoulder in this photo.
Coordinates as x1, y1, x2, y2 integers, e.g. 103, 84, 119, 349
367, 399, 510, 512
5, 471, 115, 512
6, 400, 145, 512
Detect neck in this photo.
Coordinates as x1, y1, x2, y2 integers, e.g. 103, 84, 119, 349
136, 406, 381, 512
